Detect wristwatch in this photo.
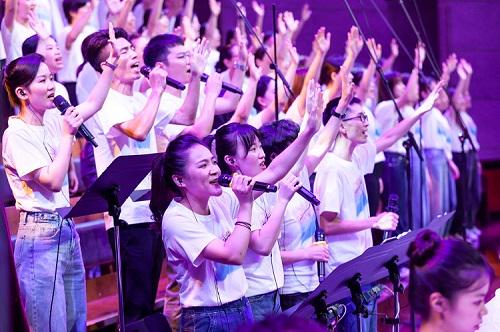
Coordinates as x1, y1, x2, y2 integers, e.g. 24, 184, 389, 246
331, 109, 347, 120
102, 61, 117, 71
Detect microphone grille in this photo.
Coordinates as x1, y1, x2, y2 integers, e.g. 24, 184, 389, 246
53, 95, 70, 113
218, 174, 232, 187
140, 66, 151, 77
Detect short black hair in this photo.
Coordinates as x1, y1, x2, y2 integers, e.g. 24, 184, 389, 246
259, 120, 300, 166
322, 96, 362, 125
85, 28, 129, 73
143, 34, 184, 68
22, 34, 40, 56
63, 0, 89, 24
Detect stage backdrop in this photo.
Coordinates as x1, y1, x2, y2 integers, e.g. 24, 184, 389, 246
193, 0, 500, 161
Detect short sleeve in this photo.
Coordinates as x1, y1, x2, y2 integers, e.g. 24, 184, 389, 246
3, 130, 50, 178
97, 93, 135, 135
219, 187, 240, 220
316, 169, 343, 216
250, 194, 271, 231
163, 211, 218, 267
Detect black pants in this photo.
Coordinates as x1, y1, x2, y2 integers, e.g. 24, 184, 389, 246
107, 222, 165, 324
280, 292, 310, 311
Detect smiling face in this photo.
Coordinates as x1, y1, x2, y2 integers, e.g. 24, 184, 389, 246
113, 37, 141, 83
36, 37, 63, 74
178, 144, 222, 200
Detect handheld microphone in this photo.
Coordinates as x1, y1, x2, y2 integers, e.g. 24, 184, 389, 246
218, 174, 277, 192
53, 96, 98, 147
140, 66, 186, 91
383, 194, 399, 241
200, 73, 243, 95
297, 186, 320, 206
315, 228, 326, 282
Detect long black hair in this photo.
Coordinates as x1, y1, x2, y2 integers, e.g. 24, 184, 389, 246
150, 134, 205, 223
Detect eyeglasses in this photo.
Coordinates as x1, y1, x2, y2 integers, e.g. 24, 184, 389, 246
343, 113, 368, 123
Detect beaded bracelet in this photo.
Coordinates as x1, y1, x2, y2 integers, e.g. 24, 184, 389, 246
235, 221, 251, 230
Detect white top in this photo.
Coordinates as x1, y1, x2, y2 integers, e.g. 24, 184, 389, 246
444, 110, 480, 152
76, 62, 100, 104
162, 188, 248, 307
279, 167, 319, 294
1, 20, 35, 63
57, 25, 96, 82
244, 192, 284, 297
0, 32, 6, 60
421, 107, 452, 159
93, 89, 157, 228
2, 111, 70, 212
364, 105, 385, 163
314, 141, 376, 274
374, 101, 421, 155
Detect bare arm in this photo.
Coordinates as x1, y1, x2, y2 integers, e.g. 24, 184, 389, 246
201, 175, 253, 265
320, 211, 397, 236
357, 38, 381, 103
381, 39, 399, 73
229, 54, 261, 124
4, 0, 16, 30
66, 0, 96, 50
376, 80, 443, 153
250, 174, 298, 255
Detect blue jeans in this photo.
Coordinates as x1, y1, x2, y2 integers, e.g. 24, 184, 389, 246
247, 290, 281, 322
15, 212, 86, 332
425, 149, 456, 221
180, 297, 253, 332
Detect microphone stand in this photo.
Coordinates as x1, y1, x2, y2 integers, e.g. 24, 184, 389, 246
384, 256, 404, 332
228, 0, 294, 121
399, 0, 477, 239
343, 0, 422, 236
272, 4, 279, 121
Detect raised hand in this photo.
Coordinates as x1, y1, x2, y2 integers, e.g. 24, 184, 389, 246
456, 61, 467, 80
301, 3, 312, 22
208, 0, 221, 16
190, 38, 210, 76
305, 79, 322, 132
390, 38, 399, 58
204, 72, 223, 97
283, 11, 299, 33
416, 80, 444, 115
338, 66, 355, 107
445, 53, 458, 73
106, 22, 120, 66
347, 26, 363, 57
462, 59, 473, 76
247, 53, 262, 81
277, 12, 287, 35
313, 27, 331, 55
288, 44, 299, 66
277, 173, 301, 202
366, 38, 382, 61
414, 42, 426, 69
251, 0, 265, 17
28, 10, 50, 40
236, 2, 247, 18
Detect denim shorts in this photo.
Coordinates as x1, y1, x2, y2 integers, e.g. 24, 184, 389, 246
15, 211, 86, 332
180, 297, 253, 332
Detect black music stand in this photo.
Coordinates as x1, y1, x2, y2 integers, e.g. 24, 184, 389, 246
65, 153, 161, 332
289, 212, 454, 331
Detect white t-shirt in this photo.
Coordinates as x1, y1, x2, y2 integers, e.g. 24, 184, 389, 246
0, 33, 6, 61
75, 63, 100, 104
444, 110, 480, 152
2, 112, 70, 212
93, 89, 157, 228
1, 20, 35, 63
421, 107, 453, 159
374, 101, 421, 155
364, 105, 385, 163
279, 167, 319, 294
162, 188, 248, 307
57, 25, 96, 83
314, 141, 376, 274
244, 192, 284, 297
